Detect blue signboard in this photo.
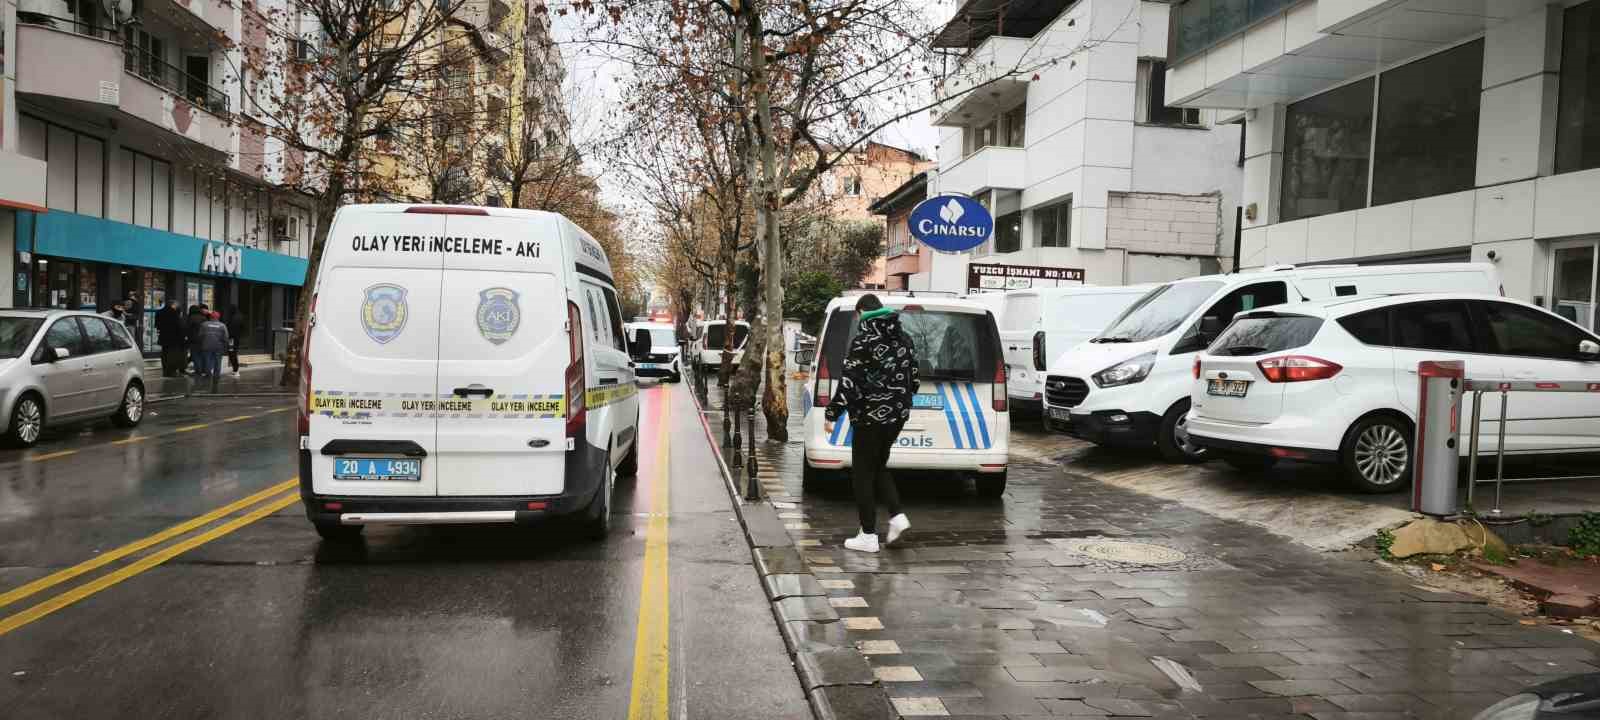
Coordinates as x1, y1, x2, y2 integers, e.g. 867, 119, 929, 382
909, 194, 993, 253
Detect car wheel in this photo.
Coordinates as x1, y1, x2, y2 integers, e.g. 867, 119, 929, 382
1341, 414, 1413, 494
6, 393, 45, 448
616, 437, 639, 478
975, 470, 1008, 498
1156, 400, 1208, 464
801, 462, 832, 493
314, 521, 364, 543
1222, 454, 1277, 473
583, 449, 614, 539
112, 382, 144, 427
668, 372, 681, 384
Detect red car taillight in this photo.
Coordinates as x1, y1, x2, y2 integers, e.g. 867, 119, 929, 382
814, 355, 832, 408
991, 363, 1007, 412
1256, 355, 1342, 383
297, 293, 317, 435
566, 301, 586, 439
1193, 356, 1202, 379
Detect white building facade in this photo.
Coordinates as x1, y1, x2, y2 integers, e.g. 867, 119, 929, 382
1167, 0, 1600, 333
926, 0, 1244, 291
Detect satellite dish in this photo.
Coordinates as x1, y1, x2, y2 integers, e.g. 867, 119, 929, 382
104, 0, 133, 22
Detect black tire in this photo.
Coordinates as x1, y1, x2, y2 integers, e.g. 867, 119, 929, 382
668, 372, 682, 384
975, 471, 1008, 498
314, 521, 364, 543
1156, 399, 1209, 464
1340, 413, 1414, 494
582, 450, 614, 539
616, 438, 639, 477
5, 393, 45, 448
801, 463, 832, 493
1222, 454, 1277, 472
111, 381, 145, 428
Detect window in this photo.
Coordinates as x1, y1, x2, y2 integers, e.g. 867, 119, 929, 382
1551, 243, 1597, 331
602, 288, 628, 349
1559, 1, 1600, 173
294, 38, 314, 62
1281, 78, 1373, 223
108, 321, 136, 350
844, 176, 863, 196
1338, 308, 1391, 346
78, 317, 116, 354
1371, 40, 1482, 205
1478, 301, 1595, 360
1137, 60, 1201, 125
1002, 104, 1026, 147
1175, 281, 1288, 353
1171, 0, 1297, 65
1100, 280, 1226, 344
23, 115, 106, 218
38, 319, 85, 361
1034, 200, 1071, 248
1393, 300, 1478, 353
1208, 315, 1324, 356
993, 211, 1021, 254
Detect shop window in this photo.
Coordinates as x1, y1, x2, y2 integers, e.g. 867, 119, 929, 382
1034, 200, 1071, 248
1559, 1, 1600, 173
1371, 40, 1482, 205
1280, 78, 1373, 223
1137, 60, 1201, 126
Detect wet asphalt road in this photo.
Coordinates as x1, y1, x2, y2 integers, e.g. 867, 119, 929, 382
0, 383, 808, 719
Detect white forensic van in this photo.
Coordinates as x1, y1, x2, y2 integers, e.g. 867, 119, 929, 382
802, 295, 1010, 497
1041, 263, 1501, 464
691, 319, 750, 373
993, 285, 1154, 416
297, 205, 640, 542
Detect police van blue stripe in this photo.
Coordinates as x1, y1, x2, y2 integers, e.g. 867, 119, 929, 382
934, 383, 963, 450
844, 424, 854, 447
949, 383, 979, 450
964, 382, 991, 449
829, 413, 847, 446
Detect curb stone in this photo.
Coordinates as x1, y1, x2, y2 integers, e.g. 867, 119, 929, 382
688, 380, 898, 720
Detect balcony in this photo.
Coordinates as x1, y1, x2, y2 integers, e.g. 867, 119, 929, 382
937, 145, 1026, 196
145, 0, 235, 34
16, 17, 233, 155
932, 35, 1031, 127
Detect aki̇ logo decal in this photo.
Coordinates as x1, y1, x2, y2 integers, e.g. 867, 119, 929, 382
361, 284, 408, 345
476, 287, 521, 345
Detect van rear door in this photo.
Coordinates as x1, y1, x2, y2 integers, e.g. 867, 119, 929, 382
999, 293, 1040, 396
310, 209, 445, 497
433, 213, 570, 496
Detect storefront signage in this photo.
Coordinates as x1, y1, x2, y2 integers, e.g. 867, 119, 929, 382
909, 195, 993, 253
19, 211, 308, 287
967, 263, 1085, 291
200, 243, 244, 276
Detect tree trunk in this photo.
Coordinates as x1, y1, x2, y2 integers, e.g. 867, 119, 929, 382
279, 174, 344, 387
742, 4, 788, 442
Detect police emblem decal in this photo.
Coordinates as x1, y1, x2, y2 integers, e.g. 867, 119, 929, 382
476, 287, 521, 345
361, 284, 408, 345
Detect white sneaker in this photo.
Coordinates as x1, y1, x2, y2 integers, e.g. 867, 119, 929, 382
843, 531, 880, 553
885, 514, 910, 547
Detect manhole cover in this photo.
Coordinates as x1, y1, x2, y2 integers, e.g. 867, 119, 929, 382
1059, 540, 1187, 565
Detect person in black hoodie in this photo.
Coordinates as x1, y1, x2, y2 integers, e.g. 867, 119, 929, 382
155, 300, 185, 377
225, 305, 245, 376
823, 294, 920, 553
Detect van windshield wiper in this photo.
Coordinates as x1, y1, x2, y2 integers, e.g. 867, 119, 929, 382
1220, 345, 1269, 356
1093, 336, 1136, 343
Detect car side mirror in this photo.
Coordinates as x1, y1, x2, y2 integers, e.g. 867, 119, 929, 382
48, 346, 71, 362
1199, 315, 1224, 338
1580, 339, 1600, 360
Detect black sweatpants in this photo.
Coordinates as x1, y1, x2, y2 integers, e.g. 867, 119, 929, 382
851, 422, 904, 535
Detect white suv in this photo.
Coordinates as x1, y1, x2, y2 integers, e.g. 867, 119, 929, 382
1188, 294, 1600, 492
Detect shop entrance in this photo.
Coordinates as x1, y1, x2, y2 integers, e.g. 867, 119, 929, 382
1551, 240, 1598, 332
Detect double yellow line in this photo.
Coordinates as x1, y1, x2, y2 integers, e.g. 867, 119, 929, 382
0, 477, 301, 637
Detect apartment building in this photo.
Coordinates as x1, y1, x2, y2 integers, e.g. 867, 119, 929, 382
4, 0, 316, 353
813, 141, 934, 287
929, 0, 1243, 291
869, 170, 932, 291
1167, 0, 1600, 333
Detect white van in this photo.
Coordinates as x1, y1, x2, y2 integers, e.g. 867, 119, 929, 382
1041, 263, 1501, 463
993, 286, 1154, 415
626, 321, 682, 382
691, 319, 750, 373
297, 204, 640, 542
802, 295, 1010, 496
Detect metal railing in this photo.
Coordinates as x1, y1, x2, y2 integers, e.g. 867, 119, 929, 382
16, 11, 118, 41
1462, 379, 1600, 515
123, 46, 230, 116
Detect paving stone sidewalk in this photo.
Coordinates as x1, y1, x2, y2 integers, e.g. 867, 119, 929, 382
698, 380, 1600, 719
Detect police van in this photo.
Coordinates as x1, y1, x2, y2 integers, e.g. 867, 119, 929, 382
297, 204, 639, 542
802, 295, 1010, 497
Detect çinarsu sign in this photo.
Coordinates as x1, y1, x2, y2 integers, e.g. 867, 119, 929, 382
909, 194, 993, 253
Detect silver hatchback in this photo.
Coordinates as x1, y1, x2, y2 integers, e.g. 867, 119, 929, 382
0, 309, 147, 447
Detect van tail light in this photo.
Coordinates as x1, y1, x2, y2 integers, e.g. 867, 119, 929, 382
1032, 330, 1046, 372
1193, 356, 1202, 380
565, 301, 586, 439
297, 293, 317, 435
991, 363, 1008, 412
814, 355, 832, 408
1256, 355, 1342, 383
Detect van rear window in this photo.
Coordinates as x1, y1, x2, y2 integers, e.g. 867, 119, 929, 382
820, 308, 1000, 381
1208, 315, 1324, 356
705, 324, 749, 349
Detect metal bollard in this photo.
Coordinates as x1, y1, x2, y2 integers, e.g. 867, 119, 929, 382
1412, 360, 1464, 517
1493, 390, 1509, 515
732, 407, 744, 469
722, 400, 732, 448
745, 410, 760, 501
1466, 390, 1483, 509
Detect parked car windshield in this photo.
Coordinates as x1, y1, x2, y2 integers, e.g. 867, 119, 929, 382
704, 323, 749, 349
1208, 314, 1325, 356
1094, 281, 1225, 343
646, 329, 676, 346
0, 317, 44, 359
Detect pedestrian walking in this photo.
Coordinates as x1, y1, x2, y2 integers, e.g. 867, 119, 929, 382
186, 304, 207, 375
101, 300, 128, 323
823, 294, 920, 553
225, 305, 244, 377
195, 310, 230, 380
155, 300, 185, 377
